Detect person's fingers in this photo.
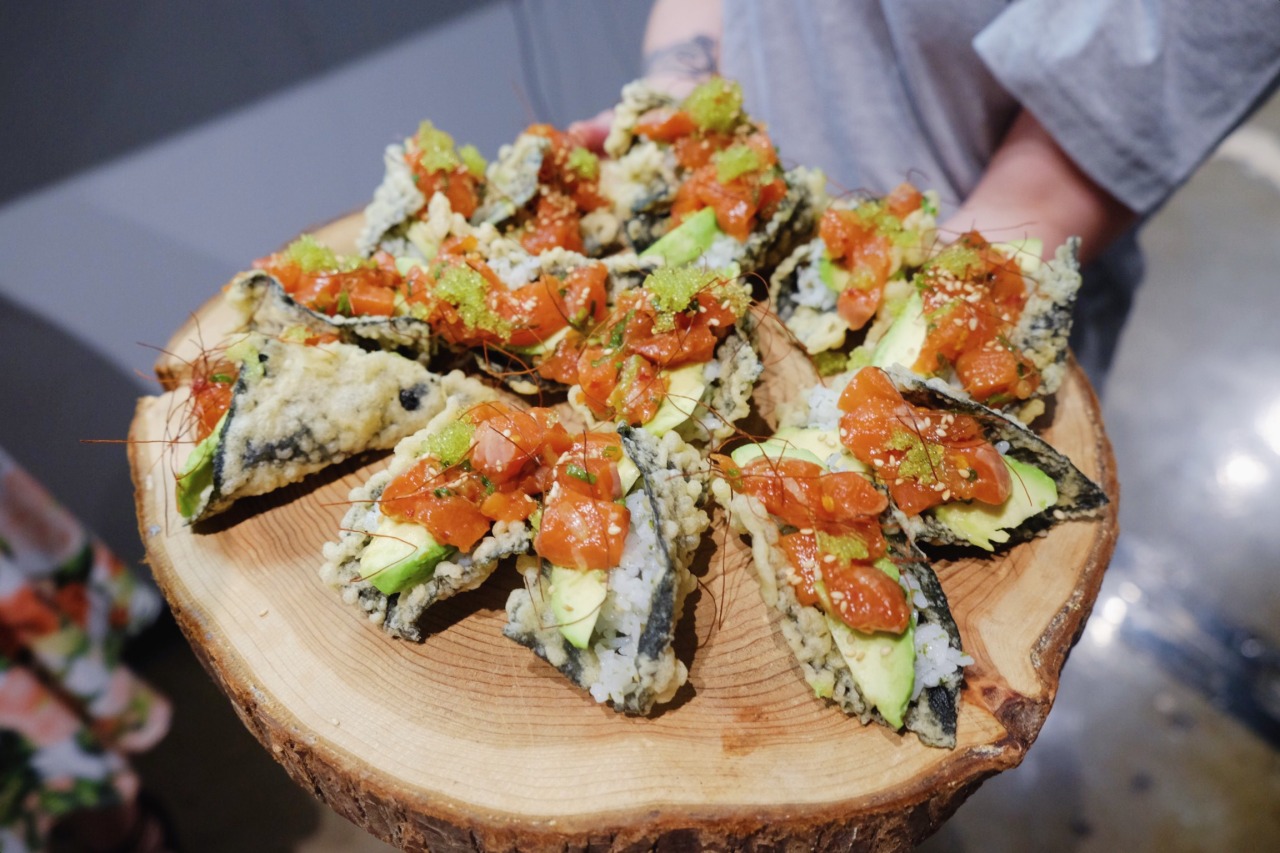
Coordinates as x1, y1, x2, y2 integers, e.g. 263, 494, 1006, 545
567, 109, 614, 153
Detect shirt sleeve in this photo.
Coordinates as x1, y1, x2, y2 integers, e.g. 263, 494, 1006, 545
974, 0, 1280, 214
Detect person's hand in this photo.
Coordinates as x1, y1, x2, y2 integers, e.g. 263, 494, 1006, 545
941, 110, 1136, 264
569, 0, 721, 156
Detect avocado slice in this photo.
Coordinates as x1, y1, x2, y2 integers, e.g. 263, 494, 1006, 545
644, 363, 708, 436
770, 425, 869, 474
991, 238, 1043, 276
176, 415, 226, 520
826, 558, 916, 730
359, 516, 456, 595
932, 456, 1058, 551
729, 437, 825, 470
729, 428, 923, 732
640, 207, 722, 266
616, 453, 642, 496
818, 251, 853, 294
549, 564, 608, 649
505, 325, 572, 358
870, 290, 926, 372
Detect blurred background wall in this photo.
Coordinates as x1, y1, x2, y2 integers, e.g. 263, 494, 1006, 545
0, 1, 652, 204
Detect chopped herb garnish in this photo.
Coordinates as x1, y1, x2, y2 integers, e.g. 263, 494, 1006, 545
566, 146, 599, 180
335, 290, 353, 315
608, 310, 634, 349
210, 373, 235, 384
433, 487, 454, 498
565, 462, 597, 485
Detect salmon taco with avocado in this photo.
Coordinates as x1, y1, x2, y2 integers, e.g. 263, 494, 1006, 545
786, 365, 1108, 552
601, 76, 827, 275
227, 236, 437, 360
357, 119, 488, 260
710, 438, 969, 747
321, 398, 708, 715
769, 183, 939, 356
394, 234, 653, 395
851, 232, 1084, 424
541, 264, 763, 445
321, 395, 544, 642
470, 123, 619, 258
504, 422, 708, 715
173, 331, 482, 522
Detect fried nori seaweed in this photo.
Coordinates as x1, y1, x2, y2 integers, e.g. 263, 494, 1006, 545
226, 271, 435, 361
318, 387, 529, 642
503, 425, 706, 715
886, 366, 1108, 549
895, 535, 963, 748
710, 477, 967, 748
182, 333, 468, 522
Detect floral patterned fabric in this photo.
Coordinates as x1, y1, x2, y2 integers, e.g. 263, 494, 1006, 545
0, 446, 169, 853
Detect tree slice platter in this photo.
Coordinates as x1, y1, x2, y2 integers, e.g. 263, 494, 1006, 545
129, 212, 1118, 852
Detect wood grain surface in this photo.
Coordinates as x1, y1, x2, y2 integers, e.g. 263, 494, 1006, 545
129, 214, 1118, 852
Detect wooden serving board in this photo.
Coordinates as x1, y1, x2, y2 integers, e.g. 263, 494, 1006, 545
129, 214, 1118, 852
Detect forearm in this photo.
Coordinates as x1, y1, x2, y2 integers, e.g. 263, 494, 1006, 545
942, 110, 1138, 265
642, 0, 724, 97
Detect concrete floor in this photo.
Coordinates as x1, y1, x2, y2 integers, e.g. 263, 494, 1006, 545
111, 99, 1280, 852
0, 3, 1275, 844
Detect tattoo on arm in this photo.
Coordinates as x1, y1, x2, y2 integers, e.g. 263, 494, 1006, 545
643, 34, 719, 81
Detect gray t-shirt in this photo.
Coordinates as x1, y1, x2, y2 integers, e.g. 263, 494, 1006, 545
722, 0, 1280, 383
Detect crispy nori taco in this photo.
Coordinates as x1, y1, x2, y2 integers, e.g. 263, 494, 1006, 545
884, 366, 1108, 550
559, 266, 765, 446
226, 270, 436, 361
504, 424, 708, 715
784, 365, 1107, 551
711, 459, 968, 748
856, 237, 1085, 423
358, 122, 487, 259
768, 188, 938, 355
319, 390, 549, 643
175, 332, 480, 522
